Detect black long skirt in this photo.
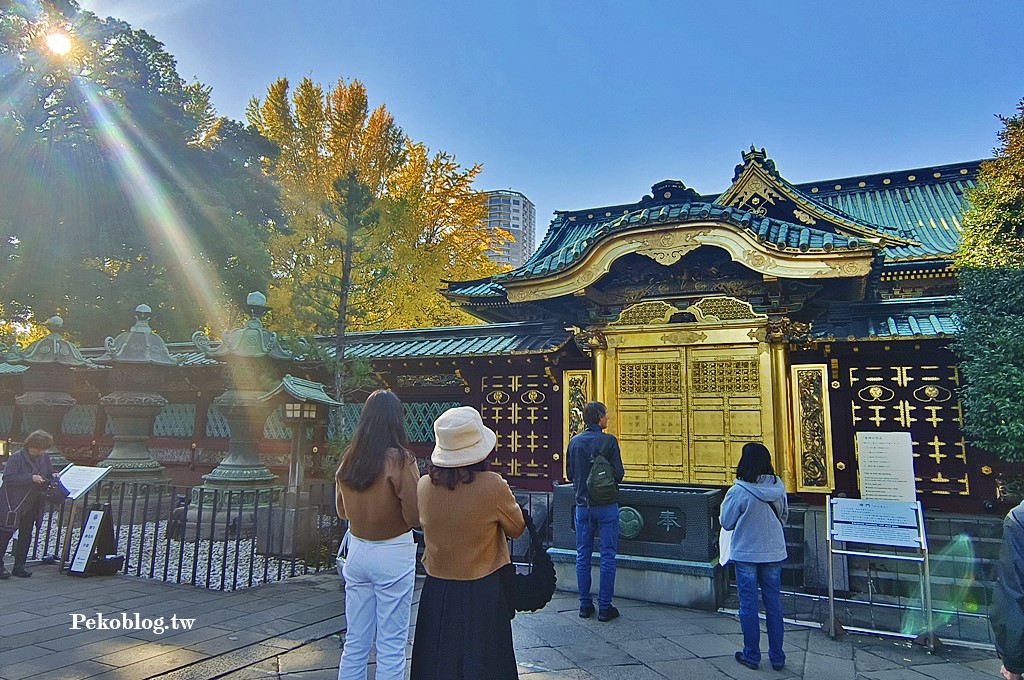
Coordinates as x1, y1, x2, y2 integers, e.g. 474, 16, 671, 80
410, 569, 518, 680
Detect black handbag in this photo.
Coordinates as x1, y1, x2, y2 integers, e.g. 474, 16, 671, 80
503, 512, 557, 614
44, 479, 70, 504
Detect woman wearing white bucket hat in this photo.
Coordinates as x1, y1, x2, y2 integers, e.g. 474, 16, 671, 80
410, 406, 525, 680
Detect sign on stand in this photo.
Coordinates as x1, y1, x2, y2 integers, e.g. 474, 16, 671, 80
56, 465, 112, 572
831, 499, 922, 548
855, 431, 916, 502
825, 496, 934, 649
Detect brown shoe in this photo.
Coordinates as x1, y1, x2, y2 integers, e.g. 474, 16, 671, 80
11, 567, 32, 578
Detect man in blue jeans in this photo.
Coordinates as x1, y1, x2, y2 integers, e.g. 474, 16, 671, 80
566, 401, 625, 622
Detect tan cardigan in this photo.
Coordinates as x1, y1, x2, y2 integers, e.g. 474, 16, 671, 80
418, 471, 526, 581
336, 449, 420, 541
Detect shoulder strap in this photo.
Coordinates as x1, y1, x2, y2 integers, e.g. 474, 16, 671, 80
595, 433, 612, 459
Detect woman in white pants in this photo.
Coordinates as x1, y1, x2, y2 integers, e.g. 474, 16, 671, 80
335, 390, 420, 680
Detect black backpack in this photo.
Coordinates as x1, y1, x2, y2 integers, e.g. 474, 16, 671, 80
586, 435, 618, 505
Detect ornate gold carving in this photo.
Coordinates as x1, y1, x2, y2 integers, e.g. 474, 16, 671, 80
606, 335, 626, 348
627, 230, 707, 266
573, 328, 607, 354
618, 362, 682, 394
686, 296, 764, 322
996, 474, 1024, 502
792, 365, 832, 490
826, 261, 872, 277
766, 318, 810, 343
395, 374, 462, 388
612, 300, 677, 326
691, 360, 759, 393
743, 250, 779, 270
858, 384, 895, 402
748, 328, 768, 343
660, 331, 707, 345
793, 209, 817, 225
913, 384, 952, 403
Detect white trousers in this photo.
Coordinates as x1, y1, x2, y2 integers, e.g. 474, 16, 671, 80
338, 531, 416, 680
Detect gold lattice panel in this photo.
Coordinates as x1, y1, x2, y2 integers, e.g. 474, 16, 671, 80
691, 360, 760, 393
612, 345, 771, 486
849, 363, 968, 497
481, 374, 552, 480
618, 362, 682, 394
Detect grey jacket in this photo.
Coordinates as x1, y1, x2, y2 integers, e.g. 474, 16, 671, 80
992, 501, 1024, 674
719, 475, 789, 564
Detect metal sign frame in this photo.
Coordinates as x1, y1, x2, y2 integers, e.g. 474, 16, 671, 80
825, 496, 935, 651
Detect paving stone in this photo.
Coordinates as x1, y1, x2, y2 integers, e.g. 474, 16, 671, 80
579, 664, 668, 680
515, 646, 578, 672
649, 657, 733, 680
185, 628, 274, 655
519, 671, 599, 680
858, 669, 937, 680
908, 662, 1001, 680
806, 630, 856, 659
805, 647, 857, 680
669, 632, 739, 658
555, 641, 639, 669
855, 648, 910, 672
277, 643, 338, 674
512, 624, 548, 649
611, 636, 695, 665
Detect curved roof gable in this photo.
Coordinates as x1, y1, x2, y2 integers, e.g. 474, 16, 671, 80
716, 148, 918, 246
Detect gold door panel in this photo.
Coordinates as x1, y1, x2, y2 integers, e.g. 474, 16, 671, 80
609, 340, 775, 485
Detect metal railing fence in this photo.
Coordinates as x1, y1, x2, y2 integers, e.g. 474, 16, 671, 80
22, 480, 343, 591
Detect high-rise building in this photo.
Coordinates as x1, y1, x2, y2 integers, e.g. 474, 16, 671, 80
482, 190, 535, 268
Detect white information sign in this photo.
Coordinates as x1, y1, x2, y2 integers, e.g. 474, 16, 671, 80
831, 498, 922, 548
58, 465, 111, 500
855, 431, 916, 502
70, 509, 104, 573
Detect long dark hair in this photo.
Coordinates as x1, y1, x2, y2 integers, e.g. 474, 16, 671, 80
336, 390, 409, 491
427, 459, 489, 490
736, 442, 777, 483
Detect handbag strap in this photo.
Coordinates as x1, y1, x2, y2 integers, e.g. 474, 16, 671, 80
3, 485, 30, 514
522, 512, 546, 559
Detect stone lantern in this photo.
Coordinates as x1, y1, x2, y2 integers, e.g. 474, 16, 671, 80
93, 304, 178, 482
191, 291, 293, 499
6, 316, 95, 469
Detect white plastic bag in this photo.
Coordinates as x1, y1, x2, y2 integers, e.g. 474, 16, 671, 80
719, 527, 733, 566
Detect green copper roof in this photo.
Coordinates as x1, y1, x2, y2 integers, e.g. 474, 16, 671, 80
324, 321, 572, 359
261, 375, 341, 406
445, 156, 983, 303
810, 297, 958, 342
483, 201, 872, 288
793, 160, 980, 261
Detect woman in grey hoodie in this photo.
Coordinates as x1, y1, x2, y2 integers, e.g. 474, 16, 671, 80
720, 442, 789, 671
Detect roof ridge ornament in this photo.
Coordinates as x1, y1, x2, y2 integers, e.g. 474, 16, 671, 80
5, 315, 96, 367
96, 304, 180, 366
192, 291, 294, 362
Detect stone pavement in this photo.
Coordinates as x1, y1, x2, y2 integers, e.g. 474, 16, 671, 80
0, 563, 1003, 679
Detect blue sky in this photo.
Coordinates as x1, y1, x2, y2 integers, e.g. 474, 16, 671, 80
79, 1, 1024, 240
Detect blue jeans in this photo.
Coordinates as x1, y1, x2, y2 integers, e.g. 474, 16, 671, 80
734, 561, 785, 668
575, 504, 618, 610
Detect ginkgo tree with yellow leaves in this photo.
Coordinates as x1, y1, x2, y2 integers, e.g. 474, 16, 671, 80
246, 76, 509, 402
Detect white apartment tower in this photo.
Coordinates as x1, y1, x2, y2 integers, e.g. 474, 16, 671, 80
483, 190, 535, 268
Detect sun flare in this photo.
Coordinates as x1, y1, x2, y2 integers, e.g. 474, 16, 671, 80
46, 32, 72, 55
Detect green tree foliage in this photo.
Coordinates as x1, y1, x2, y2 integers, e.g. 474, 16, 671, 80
0, 0, 278, 344
954, 99, 1024, 462
246, 77, 508, 339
